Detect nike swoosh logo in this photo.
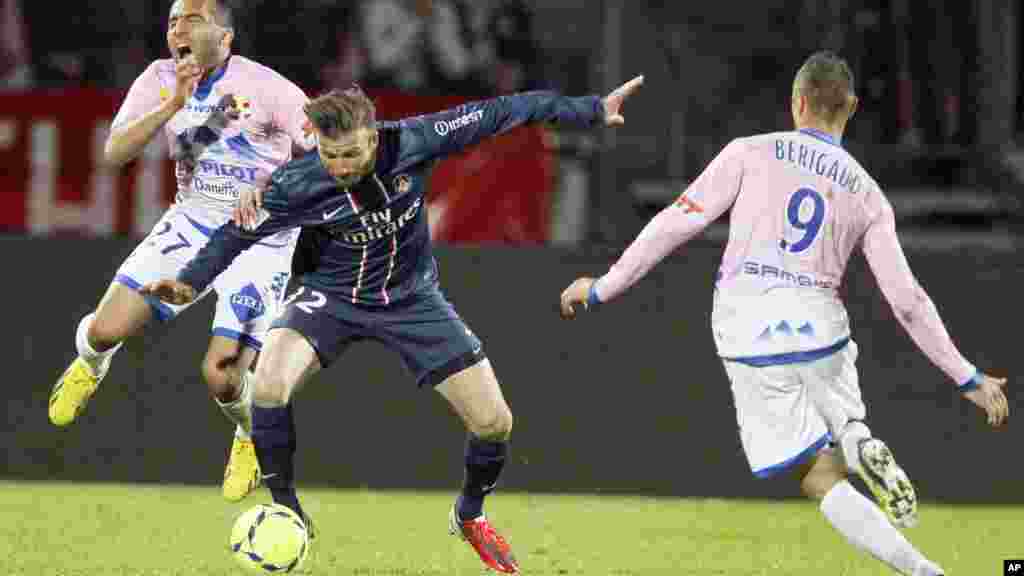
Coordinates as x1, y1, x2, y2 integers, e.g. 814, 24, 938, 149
261, 473, 278, 480
323, 205, 344, 220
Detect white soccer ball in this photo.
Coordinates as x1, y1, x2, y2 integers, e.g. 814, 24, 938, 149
230, 504, 310, 573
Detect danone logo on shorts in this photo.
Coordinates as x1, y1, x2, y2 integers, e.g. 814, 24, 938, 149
434, 110, 484, 136
231, 283, 266, 323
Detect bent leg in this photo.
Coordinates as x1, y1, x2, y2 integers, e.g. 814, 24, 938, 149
437, 359, 513, 523
437, 358, 513, 441
249, 327, 321, 522
203, 335, 259, 438
50, 282, 155, 427
202, 336, 258, 403
374, 290, 517, 572
799, 450, 941, 576
438, 359, 518, 573
204, 336, 261, 502
88, 282, 154, 352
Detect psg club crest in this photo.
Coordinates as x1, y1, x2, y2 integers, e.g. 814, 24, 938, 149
394, 174, 411, 195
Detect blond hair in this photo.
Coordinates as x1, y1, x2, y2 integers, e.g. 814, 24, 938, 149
793, 51, 856, 124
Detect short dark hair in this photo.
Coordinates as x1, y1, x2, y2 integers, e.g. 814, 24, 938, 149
170, 0, 233, 28
303, 86, 377, 139
794, 51, 856, 124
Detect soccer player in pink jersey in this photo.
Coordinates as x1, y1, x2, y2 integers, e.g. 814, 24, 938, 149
560, 51, 1009, 576
48, 0, 315, 505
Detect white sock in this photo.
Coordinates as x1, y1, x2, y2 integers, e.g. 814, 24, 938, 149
216, 370, 253, 439
75, 313, 121, 376
838, 420, 871, 474
821, 481, 937, 575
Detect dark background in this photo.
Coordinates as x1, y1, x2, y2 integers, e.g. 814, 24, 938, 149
3, 238, 1019, 501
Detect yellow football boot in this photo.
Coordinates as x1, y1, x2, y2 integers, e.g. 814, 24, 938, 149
49, 357, 102, 427
223, 436, 261, 502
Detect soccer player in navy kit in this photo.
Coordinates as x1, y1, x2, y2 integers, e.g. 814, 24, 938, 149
143, 78, 643, 573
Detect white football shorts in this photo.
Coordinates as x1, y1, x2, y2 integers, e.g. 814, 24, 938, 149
723, 340, 865, 478
114, 204, 297, 351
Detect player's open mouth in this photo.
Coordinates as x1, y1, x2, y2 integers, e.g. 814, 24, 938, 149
176, 46, 193, 60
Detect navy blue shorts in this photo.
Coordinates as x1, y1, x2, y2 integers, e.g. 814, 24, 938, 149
270, 286, 484, 388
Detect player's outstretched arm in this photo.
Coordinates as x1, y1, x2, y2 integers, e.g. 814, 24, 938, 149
560, 139, 745, 319
862, 196, 1009, 427
396, 76, 643, 169
558, 199, 697, 319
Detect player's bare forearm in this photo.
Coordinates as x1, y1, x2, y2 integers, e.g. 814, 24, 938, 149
103, 98, 183, 167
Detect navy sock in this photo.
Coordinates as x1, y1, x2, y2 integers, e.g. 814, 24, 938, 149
251, 404, 306, 520
457, 437, 508, 521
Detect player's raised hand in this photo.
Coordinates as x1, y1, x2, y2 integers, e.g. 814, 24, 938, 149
962, 373, 1009, 427
602, 75, 644, 126
559, 277, 596, 320
140, 279, 197, 305
172, 55, 202, 109
233, 186, 264, 230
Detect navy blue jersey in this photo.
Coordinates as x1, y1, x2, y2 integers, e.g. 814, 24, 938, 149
178, 90, 604, 305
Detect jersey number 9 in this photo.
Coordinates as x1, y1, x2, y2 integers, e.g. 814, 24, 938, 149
780, 187, 825, 253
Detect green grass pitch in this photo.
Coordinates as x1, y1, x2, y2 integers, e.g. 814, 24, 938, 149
0, 481, 1017, 574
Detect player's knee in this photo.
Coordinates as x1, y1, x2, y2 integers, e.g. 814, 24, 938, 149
251, 366, 292, 407
200, 359, 236, 403
87, 313, 128, 350
469, 404, 513, 441
800, 451, 846, 500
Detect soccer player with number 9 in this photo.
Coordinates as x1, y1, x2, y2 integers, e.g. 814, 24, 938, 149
560, 51, 1009, 576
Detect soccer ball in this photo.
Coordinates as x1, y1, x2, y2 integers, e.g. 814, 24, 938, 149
230, 504, 310, 573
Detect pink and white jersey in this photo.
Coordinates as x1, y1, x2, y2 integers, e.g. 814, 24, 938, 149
594, 129, 976, 386
111, 55, 315, 225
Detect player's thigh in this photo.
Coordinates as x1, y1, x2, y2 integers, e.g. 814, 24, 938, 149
436, 358, 513, 440
797, 341, 866, 432
373, 289, 484, 389
723, 360, 830, 479
209, 232, 294, 352
832, 340, 865, 420
113, 207, 215, 324
252, 327, 322, 405
90, 282, 154, 344
259, 286, 363, 403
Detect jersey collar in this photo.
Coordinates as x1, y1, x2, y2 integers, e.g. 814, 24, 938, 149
798, 127, 842, 147
194, 55, 231, 101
